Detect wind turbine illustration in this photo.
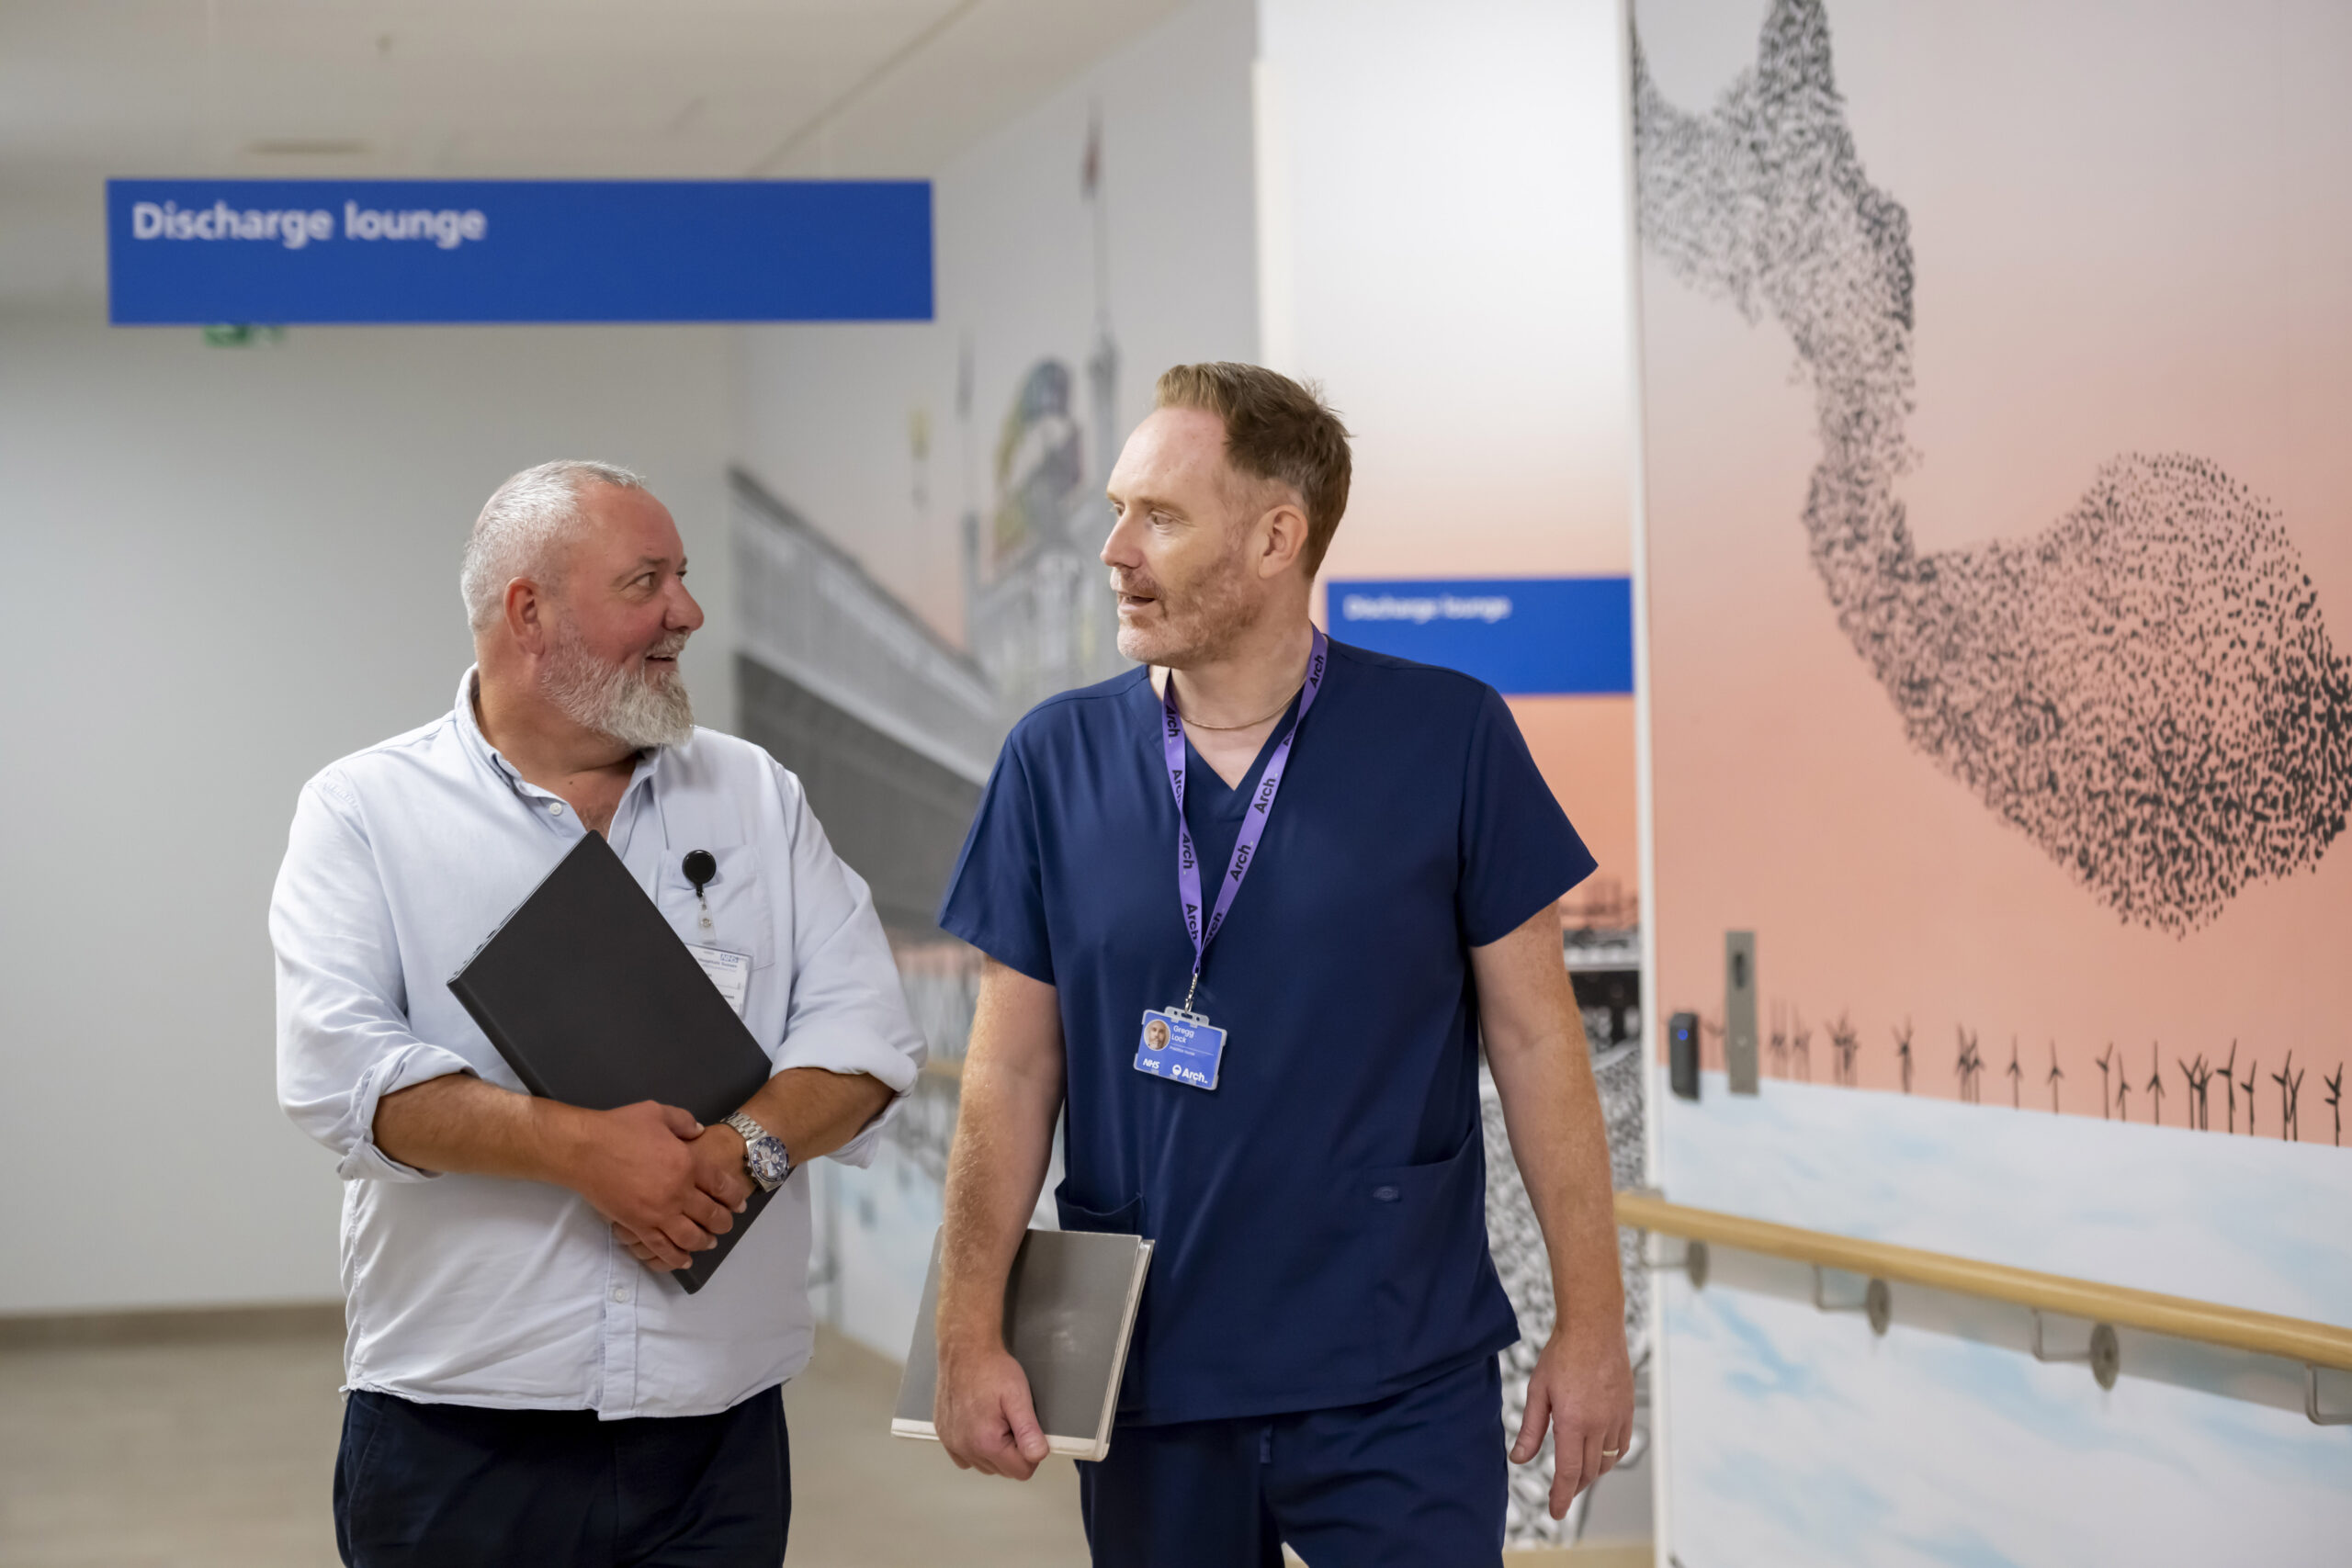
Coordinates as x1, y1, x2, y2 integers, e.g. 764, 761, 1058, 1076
1791, 1011, 1813, 1083
2007, 1038, 2023, 1109
2046, 1043, 2064, 1113
2326, 1066, 2345, 1147
2221, 1041, 2240, 1133
2173, 1053, 2211, 1128
2145, 1044, 2166, 1127
2243, 1056, 2259, 1136
1894, 1019, 1915, 1094
2096, 1044, 2116, 1120
2274, 1053, 2304, 1142
1828, 1011, 1861, 1087
1768, 1001, 1789, 1078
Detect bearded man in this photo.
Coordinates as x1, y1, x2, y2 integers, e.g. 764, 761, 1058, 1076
272, 460, 924, 1568
932, 366, 1634, 1565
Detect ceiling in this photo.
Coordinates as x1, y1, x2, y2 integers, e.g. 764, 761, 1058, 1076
0, 0, 1186, 304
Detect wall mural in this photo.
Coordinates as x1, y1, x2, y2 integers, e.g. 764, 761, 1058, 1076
1636, 0, 2352, 940
1637, 0, 2350, 1139
1634, 0, 2352, 1562
1636, 0, 2350, 941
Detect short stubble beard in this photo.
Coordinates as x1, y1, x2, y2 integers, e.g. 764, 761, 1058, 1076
540, 615, 696, 750
1113, 529, 1262, 669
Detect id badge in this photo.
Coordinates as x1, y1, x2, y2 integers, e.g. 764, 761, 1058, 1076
1135, 1008, 1227, 1091
686, 943, 752, 1016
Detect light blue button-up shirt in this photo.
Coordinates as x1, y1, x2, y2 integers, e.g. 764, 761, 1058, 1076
272, 669, 925, 1418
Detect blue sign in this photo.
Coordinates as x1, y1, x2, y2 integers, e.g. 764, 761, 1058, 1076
107, 179, 932, 324
1327, 576, 1634, 695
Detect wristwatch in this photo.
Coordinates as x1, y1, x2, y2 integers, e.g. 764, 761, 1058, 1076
723, 1111, 792, 1192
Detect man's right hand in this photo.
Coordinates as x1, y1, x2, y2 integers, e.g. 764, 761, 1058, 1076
557, 1100, 746, 1270
935, 1340, 1052, 1479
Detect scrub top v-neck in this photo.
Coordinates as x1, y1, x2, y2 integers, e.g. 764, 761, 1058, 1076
940, 639, 1596, 1426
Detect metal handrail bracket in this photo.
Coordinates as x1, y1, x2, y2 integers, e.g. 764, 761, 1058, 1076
1645, 1235, 1710, 1290
1812, 1266, 1892, 1336
2310, 1365, 2352, 1427
2031, 1310, 2120, 1390
2030, 1309, 2091, 1363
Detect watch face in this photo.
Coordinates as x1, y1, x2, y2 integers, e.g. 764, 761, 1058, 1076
747, 1136, 788, 1185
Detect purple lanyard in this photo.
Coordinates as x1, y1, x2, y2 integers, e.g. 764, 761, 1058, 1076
1160, 628, 1329, 1011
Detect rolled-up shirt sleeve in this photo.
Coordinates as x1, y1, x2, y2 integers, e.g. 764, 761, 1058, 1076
766, 763, 928, 1168
273, 772, 474, 1182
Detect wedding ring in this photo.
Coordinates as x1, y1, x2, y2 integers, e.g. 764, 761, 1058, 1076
1600, 1446, 1620, 1457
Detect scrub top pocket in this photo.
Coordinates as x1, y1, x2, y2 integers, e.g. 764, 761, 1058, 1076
1362, 1125, 1516, 1377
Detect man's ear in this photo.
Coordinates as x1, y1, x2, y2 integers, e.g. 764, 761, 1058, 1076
1253, 494, 1311, 581
503, 578, 548, 653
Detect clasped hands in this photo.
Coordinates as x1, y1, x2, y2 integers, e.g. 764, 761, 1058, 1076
564, 1100, 755, 1272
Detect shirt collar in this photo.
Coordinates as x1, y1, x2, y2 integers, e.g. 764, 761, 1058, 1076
451, 665, 668, 806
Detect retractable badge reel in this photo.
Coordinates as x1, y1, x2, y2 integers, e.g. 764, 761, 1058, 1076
682, 849, 717, 931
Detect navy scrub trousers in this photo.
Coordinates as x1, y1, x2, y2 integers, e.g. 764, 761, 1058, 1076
333, 1386, 790, 1567
1077, 1357, 1508, 1568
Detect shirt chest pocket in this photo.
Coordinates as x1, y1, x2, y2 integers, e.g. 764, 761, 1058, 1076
655, 843, 776, 973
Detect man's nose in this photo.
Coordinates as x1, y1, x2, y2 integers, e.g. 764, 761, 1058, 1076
1101, 507, 1142, 569
668, 580, 707, 632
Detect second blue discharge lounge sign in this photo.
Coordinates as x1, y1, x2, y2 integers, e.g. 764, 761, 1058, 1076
1327, 577, 1635, 696
107, 179, 933, 324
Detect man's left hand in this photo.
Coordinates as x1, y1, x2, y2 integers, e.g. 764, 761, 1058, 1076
614, 1123, 755, 1269
1510, 1324, 1635, 1518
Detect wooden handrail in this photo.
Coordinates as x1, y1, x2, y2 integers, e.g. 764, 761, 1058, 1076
1615, 1192, 2352, 1373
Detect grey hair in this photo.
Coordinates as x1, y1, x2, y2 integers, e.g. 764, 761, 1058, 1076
460, 459, 649, 632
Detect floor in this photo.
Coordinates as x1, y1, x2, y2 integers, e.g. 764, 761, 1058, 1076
0, 1319, 1637, 1566
0, 1321, 1089, 1568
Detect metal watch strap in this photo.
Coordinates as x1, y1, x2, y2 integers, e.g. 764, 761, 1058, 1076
723, 1111, 790, 1192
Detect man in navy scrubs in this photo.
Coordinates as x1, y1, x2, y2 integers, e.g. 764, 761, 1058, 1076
933, 364, 1633, 1565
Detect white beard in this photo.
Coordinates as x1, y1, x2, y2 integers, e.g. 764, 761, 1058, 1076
540, 618, 696, 750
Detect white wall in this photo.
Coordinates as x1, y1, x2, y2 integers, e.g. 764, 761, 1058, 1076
1256, 0, 1637, 581
0, 306, 734, 1313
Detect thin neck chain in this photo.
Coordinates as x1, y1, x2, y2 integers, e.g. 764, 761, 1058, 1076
1170, 677, 1306, 732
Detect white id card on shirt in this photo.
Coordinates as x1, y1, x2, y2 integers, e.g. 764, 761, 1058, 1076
686, 943, 752, 1016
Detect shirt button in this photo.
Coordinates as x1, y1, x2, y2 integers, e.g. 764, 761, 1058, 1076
548, 802, 565, 815
1372, 1185, 1400, 1203
610, 1284, 630, 1303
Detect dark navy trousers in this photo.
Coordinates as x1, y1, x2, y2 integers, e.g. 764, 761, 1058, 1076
1078, 1357, 1507, 1568
334, 1387, 789, 1568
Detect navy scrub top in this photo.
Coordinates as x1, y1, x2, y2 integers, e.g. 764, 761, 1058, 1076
938, 638, 1596, 1426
